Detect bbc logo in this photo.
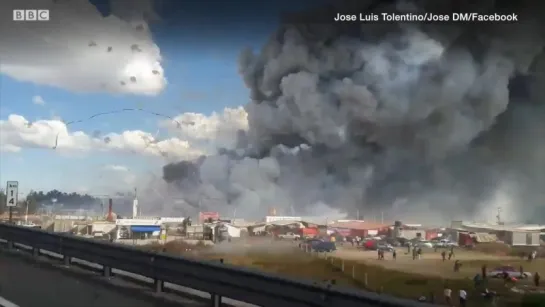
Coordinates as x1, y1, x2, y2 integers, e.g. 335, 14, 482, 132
13, 9, 50, 21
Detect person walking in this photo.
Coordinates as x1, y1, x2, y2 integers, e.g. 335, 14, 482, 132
473, 273, 482, 289
482, 289, 497, 307
441, 250, 446, 261
453, 260, 461, 272
392, 249, 397, 260
459, 289, 467, 307
534, 272, 540, 287
443, 286, 452, 306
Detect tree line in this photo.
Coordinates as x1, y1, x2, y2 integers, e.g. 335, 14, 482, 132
0, 189, 99, 215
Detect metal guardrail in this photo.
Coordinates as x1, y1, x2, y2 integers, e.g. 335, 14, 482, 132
0, 224, 437, 307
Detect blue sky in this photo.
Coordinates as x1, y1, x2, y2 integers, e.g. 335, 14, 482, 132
0, 0, 293, 195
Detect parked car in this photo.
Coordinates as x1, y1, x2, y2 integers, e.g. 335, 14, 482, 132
487, 266, 532, 279
278, 232, 300, 240
301, 238, 323, 247
413, 240, 434, 248
363, 240, 394, 251
434, 239, 458, 248
377, 242, 395, 252
312, 241, 336, 252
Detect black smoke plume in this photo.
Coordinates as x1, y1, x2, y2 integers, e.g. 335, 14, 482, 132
159, 0, 544, 223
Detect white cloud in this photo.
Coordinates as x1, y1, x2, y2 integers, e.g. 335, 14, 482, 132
0, 0, 166, 96
0, 106, 249, 159
162, 106, 249, 149
0, 114, 203, 159
1, 144, 21, 153
102, 165, 137, 185
103, 165, 129, 172
32, 95, 45, 105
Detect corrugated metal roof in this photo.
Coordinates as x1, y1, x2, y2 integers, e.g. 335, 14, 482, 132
328, 221, 389, 230
471, 233, 497, 243
299, 217, 329, 225
513, 225, 545, 231
250, 220, 304, 227
461, 222, 544, 232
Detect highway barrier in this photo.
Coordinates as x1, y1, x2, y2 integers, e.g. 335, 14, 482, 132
0, 224, 438, 307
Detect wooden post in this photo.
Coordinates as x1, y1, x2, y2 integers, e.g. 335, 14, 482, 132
211, 294, 222, 307
154, 279, 164, 292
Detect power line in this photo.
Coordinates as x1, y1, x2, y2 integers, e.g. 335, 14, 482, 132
42, 108, 183, 153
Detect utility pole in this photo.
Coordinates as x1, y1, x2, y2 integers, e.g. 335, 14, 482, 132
24, 200, 29, 224
133, 187, 139, 218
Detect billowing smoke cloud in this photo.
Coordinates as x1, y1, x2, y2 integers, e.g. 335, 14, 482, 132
151, 0, 545, 223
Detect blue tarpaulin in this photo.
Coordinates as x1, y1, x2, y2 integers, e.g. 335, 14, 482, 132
131, 226, 160, 233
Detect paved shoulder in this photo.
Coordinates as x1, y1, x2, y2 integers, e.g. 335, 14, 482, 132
0, 251, 198, 307
0, 295, 20, 307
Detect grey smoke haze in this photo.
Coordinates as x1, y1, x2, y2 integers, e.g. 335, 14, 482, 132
149, 0, 544, 223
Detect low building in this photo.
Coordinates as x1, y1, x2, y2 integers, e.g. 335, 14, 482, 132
327, 221, 390, 237
264, 216, 302, 223
424, 228, 445, 240
392, 221, 429, 240
451, 221, 543, 247
210, 222, 247, 242
115, 218, 162, 240
505, 231, 541, 246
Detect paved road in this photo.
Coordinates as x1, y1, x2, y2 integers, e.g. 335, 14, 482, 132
0, 251, 204, 307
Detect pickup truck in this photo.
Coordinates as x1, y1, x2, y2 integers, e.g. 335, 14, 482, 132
434, 239, 458, 248
278, 232, 301, 240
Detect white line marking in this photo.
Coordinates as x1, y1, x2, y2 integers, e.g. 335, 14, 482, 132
0, 296, 20, 307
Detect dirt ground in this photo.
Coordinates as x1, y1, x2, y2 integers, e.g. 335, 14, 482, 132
149, 239, 545, 306
333, 245, 545, 279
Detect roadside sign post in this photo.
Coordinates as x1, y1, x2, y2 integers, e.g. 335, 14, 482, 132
6, 181, 19, 223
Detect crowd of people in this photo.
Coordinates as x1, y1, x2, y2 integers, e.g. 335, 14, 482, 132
366, 243, 543, 306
